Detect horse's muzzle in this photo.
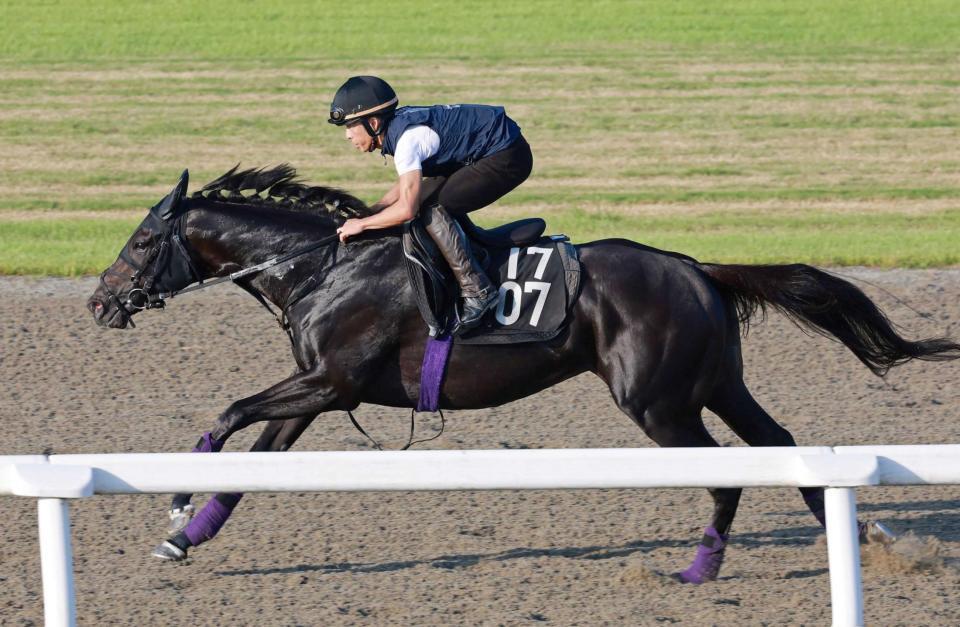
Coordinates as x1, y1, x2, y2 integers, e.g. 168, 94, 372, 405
87, 297, 106, 322
87, 296, 131, 329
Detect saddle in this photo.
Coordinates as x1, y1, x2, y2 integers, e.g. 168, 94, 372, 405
402, 213, 581, 344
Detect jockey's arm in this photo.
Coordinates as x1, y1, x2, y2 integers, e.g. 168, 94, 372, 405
337, 171, 421, 242
369, 179, 402, 213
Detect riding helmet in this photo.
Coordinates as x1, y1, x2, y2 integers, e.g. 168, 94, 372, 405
328, 76, 398, 127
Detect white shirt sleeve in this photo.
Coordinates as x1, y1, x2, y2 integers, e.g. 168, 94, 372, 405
393, 125, 440, 176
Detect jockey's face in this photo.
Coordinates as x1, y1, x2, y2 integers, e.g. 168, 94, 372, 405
344, 117, 382, 153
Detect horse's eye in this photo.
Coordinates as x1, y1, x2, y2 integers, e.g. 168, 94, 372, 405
133, 241, 149, 251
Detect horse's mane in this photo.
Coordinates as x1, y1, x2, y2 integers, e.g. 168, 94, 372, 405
192, 164, 374, 223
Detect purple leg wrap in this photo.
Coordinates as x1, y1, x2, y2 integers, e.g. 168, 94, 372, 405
183, 493, 243, 546
677, 526, 728, 584
192, 431, 225, 453
417, 335, 453, 413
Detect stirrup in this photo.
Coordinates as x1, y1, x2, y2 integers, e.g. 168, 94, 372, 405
454, 291, 499, 335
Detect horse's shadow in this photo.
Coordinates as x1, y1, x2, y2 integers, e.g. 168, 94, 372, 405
214, 500, 960, 578
213, 524, 826, 578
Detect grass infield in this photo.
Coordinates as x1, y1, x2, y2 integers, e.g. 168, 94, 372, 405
3, 209, 957, 276
1, 1, 959, 274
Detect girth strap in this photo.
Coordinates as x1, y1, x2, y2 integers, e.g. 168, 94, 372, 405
346, 408, 446, 451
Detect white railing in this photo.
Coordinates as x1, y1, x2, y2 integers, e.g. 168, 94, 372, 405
3, 445, 960, 627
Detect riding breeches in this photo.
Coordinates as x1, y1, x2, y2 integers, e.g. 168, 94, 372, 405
418, 135, 533, 216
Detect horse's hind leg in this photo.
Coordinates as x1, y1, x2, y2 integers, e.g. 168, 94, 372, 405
707, 380, 831, 530
597, 292, 740, 582
611, 387, 741, 583
707, 380, 897, 544
155, 416, 315, 561
645, 409, 742, 584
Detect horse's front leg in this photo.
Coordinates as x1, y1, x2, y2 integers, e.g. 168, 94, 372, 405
154, 367, 343, 560
161, 416, 314, 536
154, 416, 317, 561
208, 365, 344, 442
166, 416, 312, 530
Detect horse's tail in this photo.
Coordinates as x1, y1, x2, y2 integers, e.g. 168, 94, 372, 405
699, 262, 960, 376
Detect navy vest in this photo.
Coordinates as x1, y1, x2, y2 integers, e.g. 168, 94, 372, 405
382, 104, 521, 176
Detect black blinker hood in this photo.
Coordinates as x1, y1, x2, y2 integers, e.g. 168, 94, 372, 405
142, 169, 199, 293
150, 169, 190, 221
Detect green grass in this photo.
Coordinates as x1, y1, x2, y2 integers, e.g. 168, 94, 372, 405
2, 1, 960, 274
3, 1, 960, 62
502, 209, 960, 268
4, 209, 957, 276
0, 219, 138, 276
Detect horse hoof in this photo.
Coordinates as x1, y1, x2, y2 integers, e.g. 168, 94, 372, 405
166, 504, 195, 536
861, 520, 898, 545
672, 570, 711, 585
152, 540, 187, 561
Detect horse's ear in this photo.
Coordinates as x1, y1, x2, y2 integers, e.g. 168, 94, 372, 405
150, 169, 190, 221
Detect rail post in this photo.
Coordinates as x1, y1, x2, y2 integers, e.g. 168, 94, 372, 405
37, 498, 77, 627
824, 487, 864, 627
797, 453, 878, 627
5, 461, 93, 627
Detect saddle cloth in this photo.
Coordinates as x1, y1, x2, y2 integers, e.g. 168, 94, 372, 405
402, 215, 581, 345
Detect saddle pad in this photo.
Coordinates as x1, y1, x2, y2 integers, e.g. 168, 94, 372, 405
456, 236, 581, 345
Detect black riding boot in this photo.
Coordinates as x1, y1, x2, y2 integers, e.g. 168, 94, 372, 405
421, 204, 499, 335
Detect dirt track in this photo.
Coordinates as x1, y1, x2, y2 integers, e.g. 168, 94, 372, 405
1, 270, 959, 625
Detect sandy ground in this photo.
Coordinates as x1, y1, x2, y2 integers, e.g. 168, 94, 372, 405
1, 269, 959, 625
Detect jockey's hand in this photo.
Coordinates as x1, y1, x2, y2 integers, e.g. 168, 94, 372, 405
337, 218, 364, 242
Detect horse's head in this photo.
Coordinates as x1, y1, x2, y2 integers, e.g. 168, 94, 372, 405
88, 170, 198, 328
88, 164, 375, 328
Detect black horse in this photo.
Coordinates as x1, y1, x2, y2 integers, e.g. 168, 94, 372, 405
89, 166, 959, 581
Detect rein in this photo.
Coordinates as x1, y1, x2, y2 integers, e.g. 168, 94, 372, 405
101, 202, 342, 335
160, 231, 341, 338
153, 220, 342, 338
155, 232, 341, 304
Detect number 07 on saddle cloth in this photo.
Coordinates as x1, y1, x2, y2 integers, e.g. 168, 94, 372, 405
458, 236, 581, 345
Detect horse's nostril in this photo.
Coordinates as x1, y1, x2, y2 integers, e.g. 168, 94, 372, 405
88, 299, 104, 316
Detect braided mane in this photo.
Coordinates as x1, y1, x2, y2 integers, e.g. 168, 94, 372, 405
193, 164, 374, 222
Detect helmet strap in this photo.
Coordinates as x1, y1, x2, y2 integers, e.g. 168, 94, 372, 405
361, 117, 378, 138
361, 114, 391, 141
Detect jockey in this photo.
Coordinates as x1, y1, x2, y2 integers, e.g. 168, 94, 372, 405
330, 75, 533, 335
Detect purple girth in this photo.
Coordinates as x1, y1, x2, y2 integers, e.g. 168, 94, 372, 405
418, 335, 453, 412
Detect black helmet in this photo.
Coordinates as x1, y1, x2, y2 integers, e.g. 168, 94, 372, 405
328, 76, 398, 130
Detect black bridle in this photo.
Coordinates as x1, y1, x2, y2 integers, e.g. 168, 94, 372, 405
98, 211, 184, 327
